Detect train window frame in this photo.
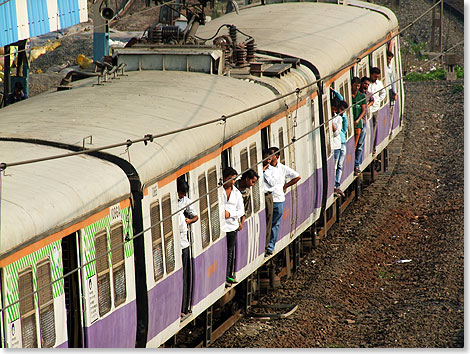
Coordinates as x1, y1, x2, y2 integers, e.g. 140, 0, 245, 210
110, 222, 126, 307
161, 194, 175, 274
198, 173, 210, 249
240, 148, 249, 172
322, 95, 332, 157
249, 143, 261, 214
278, 128, 285, 165
18, 266, 38, 348
95, 229, 112, 317
207, 167, 221, 242
150, 200, 164, 281
36, 258, 56, 348
343, 80, 354, 139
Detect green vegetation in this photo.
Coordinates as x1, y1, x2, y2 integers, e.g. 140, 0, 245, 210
452, 84, 464, 94
377, 268, 395, 279
405, 65, 464, 81
402, 41, 428, 59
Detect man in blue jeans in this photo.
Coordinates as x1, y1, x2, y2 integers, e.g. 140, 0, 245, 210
263, 147, 300, 256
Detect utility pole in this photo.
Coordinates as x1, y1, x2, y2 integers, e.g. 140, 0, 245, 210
93, 1, 112, 62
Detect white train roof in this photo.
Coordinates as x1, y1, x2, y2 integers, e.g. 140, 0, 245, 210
198, 1, 398, 77
0, 141, 130, 257
0, 70, 282, 187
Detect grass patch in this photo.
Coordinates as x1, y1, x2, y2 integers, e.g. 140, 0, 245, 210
452, 84, 464, 94
405, 65, 464, 81
377, 268, 395, 279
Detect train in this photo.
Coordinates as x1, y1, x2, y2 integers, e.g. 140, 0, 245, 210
0, 0, 404, 348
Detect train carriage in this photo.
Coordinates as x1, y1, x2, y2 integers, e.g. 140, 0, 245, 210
0, 0, 404, 347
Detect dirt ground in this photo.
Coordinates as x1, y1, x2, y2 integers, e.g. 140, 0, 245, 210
211, 79, 464, 348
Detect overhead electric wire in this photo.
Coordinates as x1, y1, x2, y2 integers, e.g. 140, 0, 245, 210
0, 1, 462, 315
0, 74, 404, 315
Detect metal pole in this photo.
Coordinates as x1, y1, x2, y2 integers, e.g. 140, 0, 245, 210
3, 45, 10, 106
440, 0, 444, 65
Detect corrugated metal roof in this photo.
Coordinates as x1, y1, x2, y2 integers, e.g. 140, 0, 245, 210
0, 0, 87, 47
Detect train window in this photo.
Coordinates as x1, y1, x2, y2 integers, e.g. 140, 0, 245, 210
162, 194, 175, 273
339, 83, 345, 101
37, 259, 56, 348
322, 96, 332, 157
95, 229, 111, 317
261, 127, 269, 151
240, 148, 249, 172
150, 201, 164, 281
278, 128, 285, 164
249, 143, 261, 213
110, 223, 126, 306
221, 148, 231, 170
198, 173, 210, 248
208, 168, 220, 241
18, 267, 37, 348
344, 81, 350, 102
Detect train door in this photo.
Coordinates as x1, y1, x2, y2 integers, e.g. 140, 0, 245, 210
61, 233, 83, 348
285, 111, 298, 239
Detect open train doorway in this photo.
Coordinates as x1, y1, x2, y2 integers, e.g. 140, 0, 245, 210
61, 233, 83, 348
177, 173, 196, 317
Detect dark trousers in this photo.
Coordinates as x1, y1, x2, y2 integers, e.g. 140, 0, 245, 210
181, 246, 191, 314
226, 231, 237, 278
265, 192, 273, 248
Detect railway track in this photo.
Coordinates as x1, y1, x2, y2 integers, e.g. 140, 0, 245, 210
166, 129, 407, 348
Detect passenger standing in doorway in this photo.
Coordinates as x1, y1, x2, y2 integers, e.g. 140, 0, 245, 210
354, 76, 374, 176
386, 51, 398, 104
177, 178, 198, 318
331, 98, 343, 195
335, 100, 349, 197
235, 169, 259, 230
262, 149, 274, 248
369, 67, 386, 154
264, 147, 300, 256
221, 167, 245, 286
329, 88, 348, 197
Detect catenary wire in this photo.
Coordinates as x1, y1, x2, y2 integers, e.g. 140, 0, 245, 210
0, 73, 404, 315
0, 1, 461, 314
0, 0, 459, 170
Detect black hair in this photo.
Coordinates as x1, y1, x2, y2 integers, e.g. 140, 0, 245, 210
352, 77, 361, 85
262, 148, 271, 157
370, 67, 381, 75
14, 81, 24, 91
241, 168, 259, 181
331, 97, 341, 109
223, 166, 238, 180
269, 146, 280, 157
361, 76, 371, 83
340, 100, 349, 110
387, 50, 394, 58
177, 178, 189, 194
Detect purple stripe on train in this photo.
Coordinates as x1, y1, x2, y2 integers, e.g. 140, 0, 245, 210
342, 137, 355, 183
392, 99, 401, 130
147, 269, 183, 341
86, 300, 137, 347
56, 340, 69, 348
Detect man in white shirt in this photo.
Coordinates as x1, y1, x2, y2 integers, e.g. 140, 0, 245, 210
264, 147, 300, 256
262, 149, 274, 248
221, 167, 245, 286
369, 67, 386, 154
177, 178, 198, 317
386, 50, 398, 104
